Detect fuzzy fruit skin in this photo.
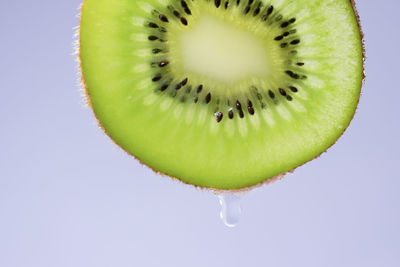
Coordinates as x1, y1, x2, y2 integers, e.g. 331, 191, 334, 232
78, 0, 365, 192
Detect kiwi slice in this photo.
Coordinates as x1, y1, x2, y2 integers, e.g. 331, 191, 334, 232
79, 0, 364, 190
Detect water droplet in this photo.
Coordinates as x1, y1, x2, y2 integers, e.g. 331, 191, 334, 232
217, 193, 243, 227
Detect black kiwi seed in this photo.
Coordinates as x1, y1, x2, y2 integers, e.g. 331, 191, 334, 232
148, 35, 159, 41
152, 48, 162, 54
175, 83, 182, 90
228, 108, 234, 119
280, 43, 288, 48
181, 1, 192, 15
268, 90, 275, 99
247, 99, 253, 107
205, 93, 212, 103
173, 10, 180, 17
159, 61, 169, 67
244, 5, 251, 14
286, 95, 293, 101
180, 17, 188, 25
216, 112, 223, 123
184, 7, 192, 15
181, 78, 188, 86
238, 109, 244, 118
279, 88, 287, 96
159, 14, 169, 22
181, 1, 188, 8
196, 85, 203, 93
180, 1, 191, 15
280, 21, 290, 28
290, 39, 300, 45
248, 106, 255, 115
285, 70, 299, 79
274, 35, 284, 41
148, 22, 159, 28
215, 0, 221, 8
267, 5, 274, 15
283, 31, 290, 37
289, 18, 296, 23
160, 84, 169, 91
225, 1, 229, 9
289, 86, 298, 92
297, 62, 305, 66
235, 100, 242, 110
237, 0, 240, 6
152, 75, 162, 82
253, 3, 261, 16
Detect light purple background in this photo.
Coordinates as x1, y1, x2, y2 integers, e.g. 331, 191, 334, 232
0, 1, 399, 266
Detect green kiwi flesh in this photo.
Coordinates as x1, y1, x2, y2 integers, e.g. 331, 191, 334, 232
79, 0, 364, 190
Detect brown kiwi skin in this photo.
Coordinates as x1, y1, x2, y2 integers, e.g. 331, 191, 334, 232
77, 0, 365, 192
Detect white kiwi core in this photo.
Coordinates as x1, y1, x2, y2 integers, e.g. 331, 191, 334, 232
178, 15, 270, 83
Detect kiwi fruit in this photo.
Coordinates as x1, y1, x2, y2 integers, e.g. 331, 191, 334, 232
79, 0, 364, 190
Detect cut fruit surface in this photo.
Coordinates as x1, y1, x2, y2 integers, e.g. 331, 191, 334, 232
79, 0, 364, 190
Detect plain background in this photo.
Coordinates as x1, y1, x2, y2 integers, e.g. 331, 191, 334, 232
0, 0, 399, 266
